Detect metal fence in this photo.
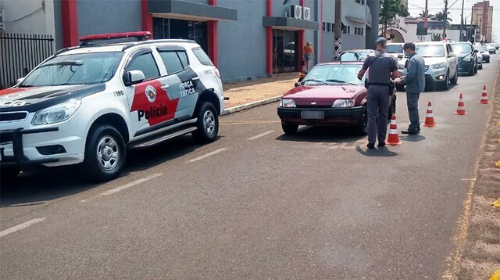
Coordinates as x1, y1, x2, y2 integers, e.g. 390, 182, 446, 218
0, 33, 55, 89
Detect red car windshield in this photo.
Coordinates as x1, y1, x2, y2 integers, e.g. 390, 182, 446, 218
303, 64, 364, 86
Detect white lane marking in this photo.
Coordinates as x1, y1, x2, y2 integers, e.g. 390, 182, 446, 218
0, 218, 46, 238
99, 173, 163, 196
248, 130, 275, 140
188, 148, 228, 163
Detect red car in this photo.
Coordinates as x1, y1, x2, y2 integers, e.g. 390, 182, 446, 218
277, 62, 396, 135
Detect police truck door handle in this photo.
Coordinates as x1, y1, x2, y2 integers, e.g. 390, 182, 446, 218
161, 85, 169, 89
192, 77, 200, 81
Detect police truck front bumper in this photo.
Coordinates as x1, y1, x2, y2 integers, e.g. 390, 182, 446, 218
0, 127, 60, 169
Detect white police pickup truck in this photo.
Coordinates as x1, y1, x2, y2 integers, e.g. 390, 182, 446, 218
0, 31, 225, 182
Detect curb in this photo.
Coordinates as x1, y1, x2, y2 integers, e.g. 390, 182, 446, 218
221, 96, 281, 116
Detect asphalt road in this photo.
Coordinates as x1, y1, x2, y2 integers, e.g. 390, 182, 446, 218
1, 57, 499, 280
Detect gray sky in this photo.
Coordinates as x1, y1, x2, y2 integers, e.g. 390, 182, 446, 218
407, 0, 500, 42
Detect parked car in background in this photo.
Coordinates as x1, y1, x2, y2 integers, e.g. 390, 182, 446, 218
474, 45, 483, 70
386, 43, 405, 61
397, 41, 458, 91
451, 42, 478, 76
493, 43, 499, 50
478, 45, 491, 63
278, 62, 397, 135
336, 49, 376, 62
486, 44, 496, 54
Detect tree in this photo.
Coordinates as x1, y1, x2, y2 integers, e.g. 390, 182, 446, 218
432, 11, 452, 25
418, 10, 434, 20
431, 33, 442, 41
380, 0, 410, 37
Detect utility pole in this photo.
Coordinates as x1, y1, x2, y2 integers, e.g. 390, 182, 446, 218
459, 0, 464, 41
424, 0, 429, 29
333, 0, 342, 60
442, 0, 448, 39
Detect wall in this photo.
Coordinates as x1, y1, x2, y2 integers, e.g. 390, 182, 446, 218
341, 0, 366, 50
321, 0, 335, 62
217, 0, 267, 81
77, 0, 142, 37
0, 0, 55, 35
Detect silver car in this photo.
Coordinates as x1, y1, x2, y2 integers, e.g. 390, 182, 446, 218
397, 41, 458, 91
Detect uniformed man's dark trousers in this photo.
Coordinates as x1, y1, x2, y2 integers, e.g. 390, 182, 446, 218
406, 92, 420, 131
367, 85, 390, 144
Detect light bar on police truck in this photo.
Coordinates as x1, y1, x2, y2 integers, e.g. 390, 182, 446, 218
79, 31, 152, 45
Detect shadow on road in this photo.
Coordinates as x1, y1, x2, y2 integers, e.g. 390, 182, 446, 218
400, 134, 426, 142
355, 146, 399, 157
275, 126, 365, 143
0, 135, 213, 207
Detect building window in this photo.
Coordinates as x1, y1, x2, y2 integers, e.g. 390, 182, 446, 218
361, 0, 365, 4
323, 22, 326, 32
327, 23, 331, 32
347, 26, 351, 34
355, 0, 360, 3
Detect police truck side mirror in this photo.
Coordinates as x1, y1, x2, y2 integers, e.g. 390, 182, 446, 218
474, 49, 479, 53
398, 54, 403, 59
16, 77, 25, 85
123, 70, 145, 86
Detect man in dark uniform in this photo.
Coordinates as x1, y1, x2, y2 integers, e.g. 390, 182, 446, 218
358, 37, 399, 149
397, 42, 426, 134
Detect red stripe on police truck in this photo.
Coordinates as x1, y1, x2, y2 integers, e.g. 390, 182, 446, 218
130, 80, 179, 126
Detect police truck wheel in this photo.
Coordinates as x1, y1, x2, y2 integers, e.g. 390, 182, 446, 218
281, 123, 298, 135
192, 102, 219, 143
0, 166, 20, 182
82, 124, 126, 182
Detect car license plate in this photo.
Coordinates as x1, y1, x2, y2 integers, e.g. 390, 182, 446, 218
301, 111, 324, 120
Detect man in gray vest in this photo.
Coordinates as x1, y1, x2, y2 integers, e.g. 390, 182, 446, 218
358, 37, 399, 149
397, 42, 426, 134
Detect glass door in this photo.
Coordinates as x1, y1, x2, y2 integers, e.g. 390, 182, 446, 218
273, 29, 298, 74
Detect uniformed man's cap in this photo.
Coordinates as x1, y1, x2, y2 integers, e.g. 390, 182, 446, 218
376, 37, 387, 44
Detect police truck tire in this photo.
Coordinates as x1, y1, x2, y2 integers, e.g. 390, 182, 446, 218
192, 102, 219, 144
0, 167, 20, 182
81, 124, 126, 182
281, 123, 298, 135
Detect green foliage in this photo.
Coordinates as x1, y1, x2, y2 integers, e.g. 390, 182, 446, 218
380, 0, 410, 29
431, 33, 442, 41
418, 10, 434, 19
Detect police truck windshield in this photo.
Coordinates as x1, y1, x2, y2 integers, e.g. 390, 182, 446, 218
20, 52, 123, 87
415, 45, 445, 58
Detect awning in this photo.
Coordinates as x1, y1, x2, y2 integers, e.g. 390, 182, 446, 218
345, 16, 366, 24
263, 17, 320, 31
148, 0, 237, 21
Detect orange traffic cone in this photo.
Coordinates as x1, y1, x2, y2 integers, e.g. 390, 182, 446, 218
479, 85, 489, 104
386, 114, 401, 145
455, 93, 467, 115
423, 102, 436, 127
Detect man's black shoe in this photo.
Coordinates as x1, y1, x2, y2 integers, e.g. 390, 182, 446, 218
378, 142, 386, 147
367, 143, 375, 149
401, 129, 419, 135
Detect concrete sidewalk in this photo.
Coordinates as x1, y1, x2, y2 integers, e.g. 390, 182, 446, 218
223, 73, 298, 109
